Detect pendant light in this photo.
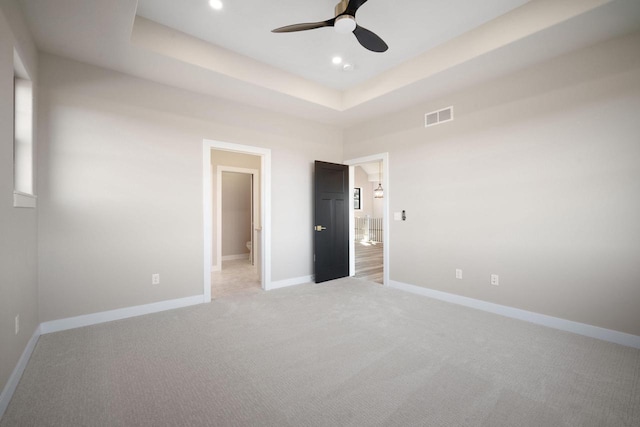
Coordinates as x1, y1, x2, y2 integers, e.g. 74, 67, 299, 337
374, 161, 384, 199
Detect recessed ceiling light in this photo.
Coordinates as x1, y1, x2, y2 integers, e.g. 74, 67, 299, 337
332, 56, 343, 65
209, 0, 223, 10
342, 63, 354, 72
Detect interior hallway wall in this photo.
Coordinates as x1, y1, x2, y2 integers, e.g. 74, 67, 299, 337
0, 0, 39, 397
344, 31, 640, 336
354, 166, 373, 217
36, 54, 343, 323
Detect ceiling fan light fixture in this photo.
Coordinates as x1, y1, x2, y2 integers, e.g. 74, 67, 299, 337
334, 15, 356, 34
271, 1, 387, 53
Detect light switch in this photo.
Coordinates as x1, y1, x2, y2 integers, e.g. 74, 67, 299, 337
394, 212, 402, 221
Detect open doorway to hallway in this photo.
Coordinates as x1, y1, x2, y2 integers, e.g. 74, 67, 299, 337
345, 153, 389, 286
353, 162, 384, 284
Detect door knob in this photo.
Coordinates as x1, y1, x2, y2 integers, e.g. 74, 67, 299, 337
314, 225, 327, 231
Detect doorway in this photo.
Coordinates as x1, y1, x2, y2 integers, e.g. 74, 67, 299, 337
352, 162, 384, 284
215, 167, 259, 271
203, 140, 272, 303
213, 168, 260, 298
345, 153, 389, 286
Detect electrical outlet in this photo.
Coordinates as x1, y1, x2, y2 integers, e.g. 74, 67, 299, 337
15, 315, 19, 335
491, 274, 499, 286
455, 269, 462, 279
152, 274, 160, 285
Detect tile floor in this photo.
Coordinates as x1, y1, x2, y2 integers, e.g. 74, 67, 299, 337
212, 243, 383, 298
211, 258, 261, 298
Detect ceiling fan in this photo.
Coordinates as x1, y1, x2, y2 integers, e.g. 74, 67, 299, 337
271, 0, 388, 53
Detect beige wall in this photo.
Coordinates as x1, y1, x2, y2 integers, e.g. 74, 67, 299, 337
354, 164, 384, 219
0, 0, 39, 397
36, 54, 343, 322
344, 31, 640, 336
221, 172, 251, 257
354, 166, 372, 217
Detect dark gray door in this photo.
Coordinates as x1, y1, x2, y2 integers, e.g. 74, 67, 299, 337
314, 161, 349, 283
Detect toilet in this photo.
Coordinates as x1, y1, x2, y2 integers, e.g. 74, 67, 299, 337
246, 241, 253, 265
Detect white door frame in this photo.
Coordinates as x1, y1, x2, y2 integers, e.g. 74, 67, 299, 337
344, 153, 389, 286
203, 140, 272, 302
215, 166, 259, 271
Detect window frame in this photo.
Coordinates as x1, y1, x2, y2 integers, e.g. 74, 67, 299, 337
12, 49, 36, 208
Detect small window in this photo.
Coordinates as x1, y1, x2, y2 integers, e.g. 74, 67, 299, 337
13, 50, 35, 208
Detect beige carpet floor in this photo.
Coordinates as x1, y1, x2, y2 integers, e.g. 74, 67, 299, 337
2, 278, 639, 426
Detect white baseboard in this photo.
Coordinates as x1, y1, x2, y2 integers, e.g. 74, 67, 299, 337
13, 191, 37, 208
267, 275, 314, 290
221, 254, 249, 261
0, 326, 41, 419
388, 280, 640, 349
40, 295, 205, 335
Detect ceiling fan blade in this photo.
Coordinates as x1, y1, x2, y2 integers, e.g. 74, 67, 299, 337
353, 25, 388, 52
345, 0, 369, 16
272, 19, 335, 33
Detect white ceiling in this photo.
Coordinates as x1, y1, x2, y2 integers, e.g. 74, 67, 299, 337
16, 0, 640, 127
134, 0, 529, 90
357, 162, 382, 182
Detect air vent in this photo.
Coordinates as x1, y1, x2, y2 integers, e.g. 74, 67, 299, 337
425, 106, 454, 128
